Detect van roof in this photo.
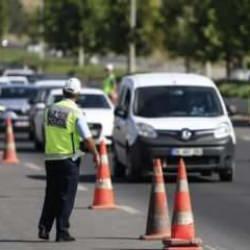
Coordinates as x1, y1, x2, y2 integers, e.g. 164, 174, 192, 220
122, 73, 215, 88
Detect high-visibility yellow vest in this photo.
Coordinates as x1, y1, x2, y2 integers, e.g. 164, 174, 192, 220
103, 73, 116, 95
45, 99, 81, 159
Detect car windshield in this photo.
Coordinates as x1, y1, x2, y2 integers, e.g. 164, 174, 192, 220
52, 94, 110, 109
133, 86, 223, 118
33, 87, 62, 103
0, 87, 38, 99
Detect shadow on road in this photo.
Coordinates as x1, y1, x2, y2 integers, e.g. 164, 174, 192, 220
78, 236, 139, 240
27, 174, 218, 184
0, 146, 37, 153
93, 248, 158, 250
26, 175, 46, 181
0, 239, 48, 243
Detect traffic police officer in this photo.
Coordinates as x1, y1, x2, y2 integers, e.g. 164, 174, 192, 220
103, 63, 117, 103
38, 78, 100, 242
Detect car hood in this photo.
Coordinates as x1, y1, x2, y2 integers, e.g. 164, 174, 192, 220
134, 116, 229, 130
0, 99, 30, 111
81, 109, 114, 124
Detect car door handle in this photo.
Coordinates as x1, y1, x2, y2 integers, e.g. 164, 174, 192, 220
115, 124, 121, 130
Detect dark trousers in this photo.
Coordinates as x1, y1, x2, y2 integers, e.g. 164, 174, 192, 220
38, 158, 80, 234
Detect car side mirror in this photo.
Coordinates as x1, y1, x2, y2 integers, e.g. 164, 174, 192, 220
114, 107, 128, 118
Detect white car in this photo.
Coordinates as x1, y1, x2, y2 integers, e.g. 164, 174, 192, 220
0, 76, 10, 85
6, 76, 29, 85
33, 88, 114, 149
29, 80, 67, 139
3, 68, 35, 77
113, 73, 236, 181
34, 79, 67, 87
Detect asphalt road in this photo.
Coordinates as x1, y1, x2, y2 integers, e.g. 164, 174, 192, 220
0, 127, 249, 250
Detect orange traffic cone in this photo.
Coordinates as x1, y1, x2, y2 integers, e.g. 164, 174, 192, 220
140, 159, 171, 240
89, 140, 117, 209
2, 117, 19, 164
163, 158, 203, 250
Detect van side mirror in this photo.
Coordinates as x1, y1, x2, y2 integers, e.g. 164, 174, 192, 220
226, 104, 237, 116
114, 107, 128, 118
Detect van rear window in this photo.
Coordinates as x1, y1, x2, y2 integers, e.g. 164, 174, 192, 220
133, 86, 223, 118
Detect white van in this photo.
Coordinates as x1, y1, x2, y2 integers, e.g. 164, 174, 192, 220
113, 73, 236, 181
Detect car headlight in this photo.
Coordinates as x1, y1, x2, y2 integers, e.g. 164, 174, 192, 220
214, 123, 230, 139
136, 123, 157, 138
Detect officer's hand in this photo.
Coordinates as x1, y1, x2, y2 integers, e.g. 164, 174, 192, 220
93, 153, 100, 168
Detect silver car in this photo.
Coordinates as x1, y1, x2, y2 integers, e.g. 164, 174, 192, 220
0, 85, 38, 131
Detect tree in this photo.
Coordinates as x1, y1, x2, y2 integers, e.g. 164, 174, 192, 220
161, 0, 220, 72
103, 0, 161, 56
7, 0, 27, 37
0, 0, 8, 40
43, 0, 108, 66
211, 0, 250, 76
161, 0, 250, 76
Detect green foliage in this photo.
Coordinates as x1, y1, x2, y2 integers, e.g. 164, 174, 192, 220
0, 47, 126, 82
161, 0, 220, 64
0, 0, 8, 38
3, 0, 250, 77
104, 0, 161, 55
44, 0, 108, 55
7, 0, 27, 36
218, 82, 250, 99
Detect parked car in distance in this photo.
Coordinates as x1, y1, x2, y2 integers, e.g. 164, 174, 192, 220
33, 88, 114, 149
29, 80, 66, 139
113, 73, 236, 181
0, 85, 38, 131
7, 76, 29, 85
2, 68, 36, 83
0, 77, 10, 85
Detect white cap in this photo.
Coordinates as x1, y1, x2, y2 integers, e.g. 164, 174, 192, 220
63, 78, 81, 94
105, 63, 114, 71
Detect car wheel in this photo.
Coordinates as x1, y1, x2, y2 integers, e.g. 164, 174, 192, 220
219, 170, 233, 182
113, 150, 126, 178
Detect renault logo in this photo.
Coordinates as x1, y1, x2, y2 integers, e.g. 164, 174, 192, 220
181, 129, 192, 140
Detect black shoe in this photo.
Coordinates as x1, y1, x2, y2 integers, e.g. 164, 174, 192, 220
56, 231, 75, 242
38, 227, 49, 240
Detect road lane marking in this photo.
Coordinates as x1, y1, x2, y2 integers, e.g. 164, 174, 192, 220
242, 136, 250, 141
77, 185, 88, 191
24, 162, 42, 171
205, 245, 218, 250
118, 205, 141, 215
205, 244, 228, 250
237, 135, 250, 141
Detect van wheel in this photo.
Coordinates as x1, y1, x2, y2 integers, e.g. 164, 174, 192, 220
126, 151, 141, 181
219, 169, 233, 182
113, 152, 126, 178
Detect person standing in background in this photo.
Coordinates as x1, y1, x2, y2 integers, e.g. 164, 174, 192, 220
103, 63, 118, 104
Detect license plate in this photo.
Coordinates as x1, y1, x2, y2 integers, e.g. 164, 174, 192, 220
15, 121, 29, 127
90, 129, 99, 137
171, 148, 203, 156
